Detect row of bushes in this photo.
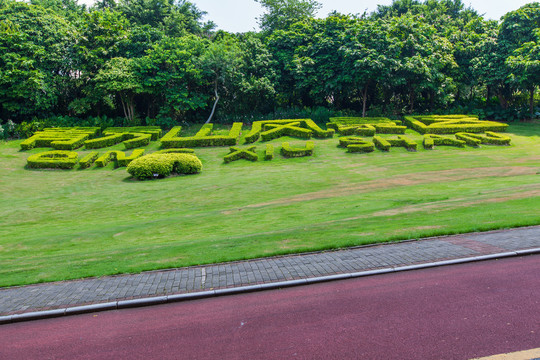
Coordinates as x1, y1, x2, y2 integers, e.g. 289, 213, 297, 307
161, 123, 243, 148
223, 142, 315, 162
327, 117, 406, 136
244, 119, 334, 143
20, 128, 100, 150
403, 116, 509, 134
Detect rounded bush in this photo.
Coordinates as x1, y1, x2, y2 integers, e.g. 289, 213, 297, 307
127, 153, 202, 180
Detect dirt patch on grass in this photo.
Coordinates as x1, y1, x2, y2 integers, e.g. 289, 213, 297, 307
223, 166, 537, 212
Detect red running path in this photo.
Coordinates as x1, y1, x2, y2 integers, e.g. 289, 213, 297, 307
1, 255, 539, 360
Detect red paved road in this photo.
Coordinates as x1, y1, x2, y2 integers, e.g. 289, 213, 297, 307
1, 255, 539, 360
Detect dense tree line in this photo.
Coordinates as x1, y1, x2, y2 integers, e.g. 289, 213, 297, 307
1, 0, 540, 127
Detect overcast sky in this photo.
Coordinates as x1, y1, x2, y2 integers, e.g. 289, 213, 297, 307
190, 0, 537, 33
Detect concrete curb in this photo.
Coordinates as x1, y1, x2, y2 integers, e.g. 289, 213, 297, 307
1, 249, 539, 325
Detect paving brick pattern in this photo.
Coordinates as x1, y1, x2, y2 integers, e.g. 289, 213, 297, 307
1, 226, 539, 315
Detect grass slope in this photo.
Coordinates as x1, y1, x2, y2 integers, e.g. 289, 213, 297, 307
0, 123, 539, 287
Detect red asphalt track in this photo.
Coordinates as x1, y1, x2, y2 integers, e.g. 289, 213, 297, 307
1, 255, 539, 360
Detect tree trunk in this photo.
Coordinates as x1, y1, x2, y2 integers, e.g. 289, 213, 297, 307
529, 86, 535, 119
205, 79, 220, 124
362, 83, 368, 118
119, 94, 129, 122
486, 85, 491, 103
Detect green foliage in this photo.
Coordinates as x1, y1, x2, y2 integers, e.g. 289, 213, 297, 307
404, 115, 509, 134
456, 132, 512, 146
386, 136, 418, 151
20, 128, 100, 150
281, 141, 315, 157
160, 123, 243, 148
265, 144, 274, 160
26, 150, 78, 169
256, 0, 321, 33
95, 149, 146, 167
245, 119, 333, 143
373, 136, 391, 151
338, 136, 375, 153
224, 146, 258, 163
423, 135, 466, 149
155, 148, 195, 154
127, 152, 202, 179
329, 117, 406, 135
79, 151, 99, 168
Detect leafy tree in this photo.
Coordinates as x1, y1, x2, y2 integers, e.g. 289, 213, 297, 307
340, 18, 396, 116
136, 35, 207, 121
502, 3, 540, 117
0, 0, 76, 118
199, 39, 242, 123
256, 0, 321, 33
95, 57, 142, 124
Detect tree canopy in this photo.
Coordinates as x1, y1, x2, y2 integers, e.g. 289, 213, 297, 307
1, 0, 540, 124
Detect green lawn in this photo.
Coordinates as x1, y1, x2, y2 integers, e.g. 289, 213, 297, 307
0, 123, 539, 287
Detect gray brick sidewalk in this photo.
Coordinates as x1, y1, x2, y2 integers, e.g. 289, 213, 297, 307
1, 226, 539, 316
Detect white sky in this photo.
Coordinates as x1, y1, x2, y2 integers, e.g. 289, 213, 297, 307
79, 0, 539, 33
192, 0, 538, 32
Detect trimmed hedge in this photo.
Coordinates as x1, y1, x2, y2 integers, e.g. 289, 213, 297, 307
127, 153, 202, 180
95, 149, 146, 167
155, 148, 195, 154
224, 146, 258, 163
104, 126, 162, 140
404, 115, 509, 134
373, 136, 391, 151
328, 117, 405, 135
27, 150, 78, 169
79, 151, 99, 168
21, 128, 99, 150
336, 124, 376, 136
123, 133, 151, 149
423, 135, 466, 150
339, 136, 375, 153
455, 132, 512, 146
160, 123, 243, 148
245, 119, 333, 143
260, 122, 313, 141
85, 133, 127, 149
386, 136, 418, 151
281, 141, 315, 157
265, 144, 274, 160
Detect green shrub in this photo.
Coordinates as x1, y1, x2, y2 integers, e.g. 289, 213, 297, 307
339, 136, 375, 153
127, 153, 202, 180
245, 119, 333, 143
155, 148, 195, 154
117, 149, 145, 167
27, 150, 78, 169
281, 141, 315, 157
103, 126, 162, 140
386, 136, 418, 151
85, 133, 127, 149
224, 146, 258, 163
123, 133, 151, 149
265, 144, 274, 160
160, 123, 243, 148
423, 135, 466, 149
455, 133, 482, 147
260, 122, 313, 141
347, 143, 375, 153
328, 117, 405, 135
403, 115, 508, 134
20, 128, 99, 150
455, 132, 512, 146
373, 136, 391, 151
79, 151, 99, 168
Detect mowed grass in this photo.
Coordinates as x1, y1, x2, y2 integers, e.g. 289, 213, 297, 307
0, 123, 539, 287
